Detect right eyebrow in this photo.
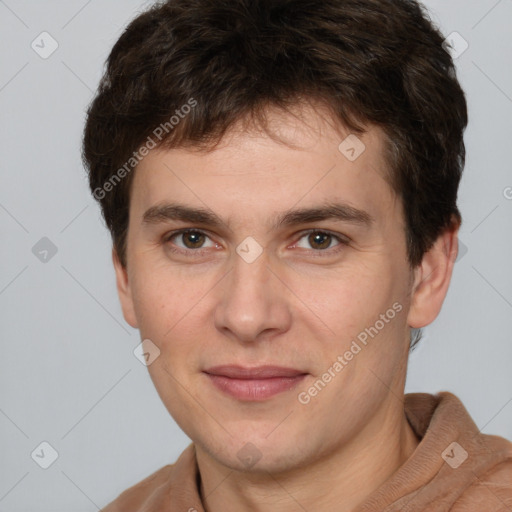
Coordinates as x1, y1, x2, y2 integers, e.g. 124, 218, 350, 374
142, 202, 226, 228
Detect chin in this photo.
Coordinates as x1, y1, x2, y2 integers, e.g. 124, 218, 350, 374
197, 428, 314, 474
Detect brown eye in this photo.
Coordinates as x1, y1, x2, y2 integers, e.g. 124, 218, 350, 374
180, 231, 205, 249
308, 232, 332, 250
293, 230, 349, 255
165, 229, 216, 252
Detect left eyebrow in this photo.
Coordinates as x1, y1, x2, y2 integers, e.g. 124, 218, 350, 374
271, 201, 374, 230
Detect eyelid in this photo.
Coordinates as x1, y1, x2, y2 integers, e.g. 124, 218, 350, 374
164, 227, 212, 242
293, 228, 351, 245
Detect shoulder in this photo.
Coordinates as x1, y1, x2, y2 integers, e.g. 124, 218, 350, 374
100, 464, 175, 512
453, 434, 512, 512
99, 443, 197, 511
453, 453, 512, 511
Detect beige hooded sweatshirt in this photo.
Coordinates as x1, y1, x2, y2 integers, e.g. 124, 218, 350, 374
101, 392, 512, 511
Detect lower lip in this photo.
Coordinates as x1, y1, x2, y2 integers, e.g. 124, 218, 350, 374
205, 373, 307, 401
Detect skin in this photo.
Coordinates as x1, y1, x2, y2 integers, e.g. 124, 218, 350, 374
113, 101, 459, 511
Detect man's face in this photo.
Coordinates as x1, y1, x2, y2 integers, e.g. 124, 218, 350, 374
116, 103, 418, 473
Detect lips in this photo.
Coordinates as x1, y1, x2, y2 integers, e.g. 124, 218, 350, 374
204, 365, 306, 379
203, 365, 308, 401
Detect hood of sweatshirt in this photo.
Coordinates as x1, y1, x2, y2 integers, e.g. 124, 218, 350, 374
101, 392, 512, 511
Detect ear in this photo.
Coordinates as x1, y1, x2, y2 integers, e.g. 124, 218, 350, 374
407, 217, 460, 328
112, 247, 138, 329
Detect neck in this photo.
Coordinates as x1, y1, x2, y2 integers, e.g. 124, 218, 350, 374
196, 397, 420, 512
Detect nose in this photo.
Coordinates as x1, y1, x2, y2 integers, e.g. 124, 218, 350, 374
213, 245, 292, 344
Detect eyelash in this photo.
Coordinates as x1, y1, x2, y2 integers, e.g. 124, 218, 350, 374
163, 228, 350, 257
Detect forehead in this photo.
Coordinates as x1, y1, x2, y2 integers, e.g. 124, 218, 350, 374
130, 102, 397, 229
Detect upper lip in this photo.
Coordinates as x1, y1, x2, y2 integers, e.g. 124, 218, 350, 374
204, 365, 307, 379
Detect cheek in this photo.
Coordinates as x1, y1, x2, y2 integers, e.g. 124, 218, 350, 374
304, 264, 408, 386
130, 265, 195, 339
130, 262, 223, 366
292, 262, 396, 339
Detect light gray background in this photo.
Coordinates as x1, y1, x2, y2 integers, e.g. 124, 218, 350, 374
1, 0, 511, 510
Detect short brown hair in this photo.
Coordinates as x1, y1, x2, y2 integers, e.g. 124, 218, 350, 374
82, 0, 467, 272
